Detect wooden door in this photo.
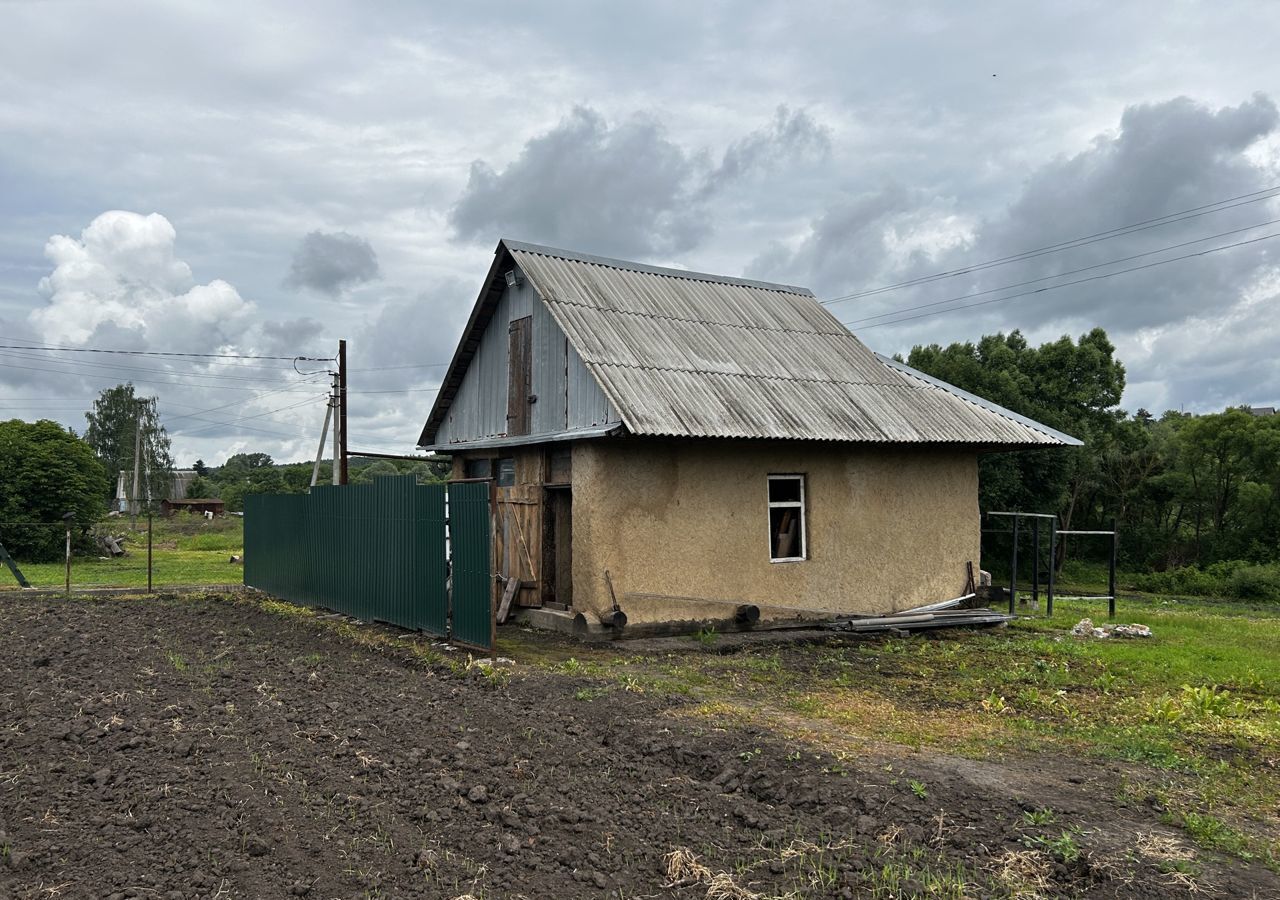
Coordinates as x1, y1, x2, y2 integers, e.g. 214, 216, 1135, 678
541, 487, 573, 607
507, 316, 532, 436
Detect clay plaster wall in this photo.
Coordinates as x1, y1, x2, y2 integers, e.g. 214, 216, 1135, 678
571, 439, 980, 625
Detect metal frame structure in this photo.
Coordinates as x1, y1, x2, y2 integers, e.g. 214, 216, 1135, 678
986, 512, 1118, 618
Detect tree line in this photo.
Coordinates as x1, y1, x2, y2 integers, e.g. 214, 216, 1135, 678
5, 343, 1278, 585
188, 452, 448, 511
907, 329, 1280, 574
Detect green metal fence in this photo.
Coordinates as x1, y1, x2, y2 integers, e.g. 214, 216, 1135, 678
244, 475, 492, 647
449, 481, 494, 648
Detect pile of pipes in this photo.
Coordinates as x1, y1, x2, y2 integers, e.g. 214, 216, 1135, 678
823, 599, 1010, 635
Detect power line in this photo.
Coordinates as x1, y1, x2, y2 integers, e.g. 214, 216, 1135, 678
159, 379, 329, 427
846, 216, 1280, 326
169, 395, 329, 438
854, 230, 1280, 330
822, 183, 1280, 306
0, 359, 326, 394
348, 362, 450, 372
0, 342, 332, 362
348, 387, 441, 395
0, 348, 313, 385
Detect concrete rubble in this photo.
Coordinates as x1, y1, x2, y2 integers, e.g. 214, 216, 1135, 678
1070, 618, 1153, 639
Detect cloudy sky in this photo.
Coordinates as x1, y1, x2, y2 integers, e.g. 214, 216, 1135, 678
2, 1, 1278, 467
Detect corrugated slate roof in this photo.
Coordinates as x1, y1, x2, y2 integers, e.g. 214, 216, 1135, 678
421, 240, 1080, 447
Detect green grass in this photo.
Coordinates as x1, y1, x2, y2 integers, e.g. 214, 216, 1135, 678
1, 515, 244, 589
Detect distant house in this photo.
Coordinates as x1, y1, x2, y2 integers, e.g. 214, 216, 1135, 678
1249, 406, 1276, 417
160, 498, 225, 518
115, 468, 198, 514
418, 240, 1079, 630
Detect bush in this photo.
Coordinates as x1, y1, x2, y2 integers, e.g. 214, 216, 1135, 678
1227, 565, 1280, 601
1130, 560, 1280, 601
0, 419, 108, 561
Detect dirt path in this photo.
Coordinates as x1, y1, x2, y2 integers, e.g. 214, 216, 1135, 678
1, 593, 1274, 898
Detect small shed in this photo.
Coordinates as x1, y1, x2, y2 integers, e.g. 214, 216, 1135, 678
160, 498, 225, 518
419, 240, 1080, 630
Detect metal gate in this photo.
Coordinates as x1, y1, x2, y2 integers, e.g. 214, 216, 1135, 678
244, 475, 492, 648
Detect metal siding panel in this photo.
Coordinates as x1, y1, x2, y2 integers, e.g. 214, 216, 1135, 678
531, 295, 568, 433
567, 343, 618, 429
436, 288, 511, 445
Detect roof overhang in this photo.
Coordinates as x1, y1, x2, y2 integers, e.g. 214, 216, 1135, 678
875, 354, 1083, 447
421, 423, 623, 454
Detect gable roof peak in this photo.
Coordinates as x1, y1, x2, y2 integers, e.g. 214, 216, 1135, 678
499, 238, 814, 296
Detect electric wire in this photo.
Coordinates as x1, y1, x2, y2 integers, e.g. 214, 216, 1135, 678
0, 348, 319, 385
0, 342, 332, 362
821, 183, 1280, 306
845, 216, 1280, 326
852, 229, 1280, 330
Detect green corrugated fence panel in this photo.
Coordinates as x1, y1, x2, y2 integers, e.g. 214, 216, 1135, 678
418, 483, 448, 634
449, 481, 492, 649
243, 475, 450, 638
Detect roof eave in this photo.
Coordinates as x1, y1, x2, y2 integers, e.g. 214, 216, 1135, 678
874, 354, 1084, 447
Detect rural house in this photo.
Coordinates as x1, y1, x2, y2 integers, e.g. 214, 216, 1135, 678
419, 240, 1080, 632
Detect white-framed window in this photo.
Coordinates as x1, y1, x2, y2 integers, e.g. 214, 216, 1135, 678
767, 474, 806, 562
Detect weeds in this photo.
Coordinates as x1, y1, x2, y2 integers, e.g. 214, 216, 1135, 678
1024, 829, 1082, 864
1022, 808, 1057, 826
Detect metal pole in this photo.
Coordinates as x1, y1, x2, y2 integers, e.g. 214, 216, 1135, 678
1009, 515, 1019, 616
338, 339, 349, 486
1047, 517, 1056, 617
310, 399, 333, 488
147, 511, 153, 593
1032, 517, 1041, 610
1108, 516, 1118, 619
64, 523, 71, 597
131, 413, 142, 529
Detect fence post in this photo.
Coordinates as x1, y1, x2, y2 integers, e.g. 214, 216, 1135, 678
1108, 517, 1118, 619
147, 511, 153, 593
1047, 517, 1056, 617
1031, 517, 1040, 610
63, 511, 72, 597
1009, 515, 1019, 616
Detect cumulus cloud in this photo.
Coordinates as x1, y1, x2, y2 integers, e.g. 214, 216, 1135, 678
285, 231, 380, 296
31, 211, 255, 347
450, 104, 830, 259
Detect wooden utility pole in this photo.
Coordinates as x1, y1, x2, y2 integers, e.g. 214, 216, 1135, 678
331, 369, 340, 487
338, 339, 349, 485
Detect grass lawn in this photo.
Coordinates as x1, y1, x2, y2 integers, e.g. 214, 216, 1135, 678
503, 595, 1280, 871
1, 515, 244, 590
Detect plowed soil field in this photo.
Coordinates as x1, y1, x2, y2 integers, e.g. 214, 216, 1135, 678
1, 593, 1275, 898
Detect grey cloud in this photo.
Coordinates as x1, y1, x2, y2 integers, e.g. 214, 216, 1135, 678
285, 231, 380, 296
449, 105, 832, 259
745, 184, 930, 295
705, 106, 831, 194
356, 278, 471, 385
450, 107, 710, 257
747, 94, 1280, 412
259, 317, 327, 357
